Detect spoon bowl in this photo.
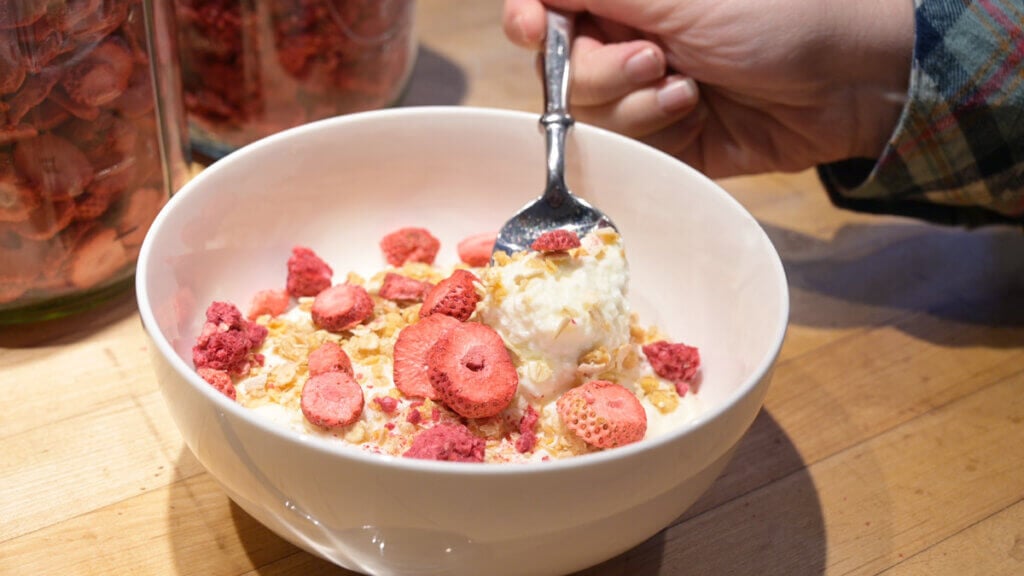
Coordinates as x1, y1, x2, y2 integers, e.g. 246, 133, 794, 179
493, 10, 616, 256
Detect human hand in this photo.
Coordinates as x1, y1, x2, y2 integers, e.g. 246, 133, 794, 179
503, 0, 914, 178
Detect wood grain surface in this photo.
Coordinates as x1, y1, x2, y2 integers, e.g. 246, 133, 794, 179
2, 1, 1023, 575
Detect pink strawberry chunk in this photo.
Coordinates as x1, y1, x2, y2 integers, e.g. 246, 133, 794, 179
419, 269, 479, 321
307, 340, 354, 376
286, 246, 333, 297
378, 272, 432, 303
197, 367, 236, 401
457, 231, 496, 267
403, 423, 485, 462
531, 229, 581, 252
192, 301, 268, 376
556, 380, 647, 449
311, 283, 374, 332
379, 227, 440, 266
428, 321, 518, 419
642, 340, 701, 392
300, 371, 364, 429
246, 288, 290, 320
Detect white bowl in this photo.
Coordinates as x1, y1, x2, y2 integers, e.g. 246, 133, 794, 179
137, 106, 788, 576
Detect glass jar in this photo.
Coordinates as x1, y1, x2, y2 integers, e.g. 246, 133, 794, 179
173, 0, 417, 159
0, 0, 190, 324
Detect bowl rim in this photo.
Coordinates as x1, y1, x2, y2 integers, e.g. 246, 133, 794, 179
136, 105, 789, 476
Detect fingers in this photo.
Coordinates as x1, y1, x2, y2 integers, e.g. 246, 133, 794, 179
571, 36, 667, 105
503, 0, 547, 49
574, 75, 700, 138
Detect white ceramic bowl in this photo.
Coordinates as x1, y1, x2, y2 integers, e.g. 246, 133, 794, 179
137, 106, 788, 576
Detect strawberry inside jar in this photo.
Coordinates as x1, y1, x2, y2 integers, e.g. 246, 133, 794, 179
0, 0, 189, 323
172, 0, 417, 158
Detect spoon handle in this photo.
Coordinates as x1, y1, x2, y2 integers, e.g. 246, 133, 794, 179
541, 10, 574, 205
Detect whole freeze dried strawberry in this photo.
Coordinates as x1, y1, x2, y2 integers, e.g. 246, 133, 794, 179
392, 313, 460, 400
246, 288, 290, 320
428, 321, 518, 419
419, 269, 479, 321
378, 272, 432, 303
531, 229, 580, 252
308, 340, 354, 376
379, 227, 440, 266
556, 380, 647, 449
403, 422, 486, 463
456, 231, 496, 267
286, 246, 333, 297
642, 340, 701, 391
301, 371, 364, 429
197, 367, 236, 401
311, 283, 374, 332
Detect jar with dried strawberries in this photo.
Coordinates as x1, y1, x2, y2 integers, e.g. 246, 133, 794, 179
0, 0, 190, 323
173, 0, 417, 158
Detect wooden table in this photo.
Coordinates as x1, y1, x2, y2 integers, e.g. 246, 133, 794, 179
3, 1, 1023, 574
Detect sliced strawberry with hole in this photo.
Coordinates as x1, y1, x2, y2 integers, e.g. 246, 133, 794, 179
427, 321, 518, 419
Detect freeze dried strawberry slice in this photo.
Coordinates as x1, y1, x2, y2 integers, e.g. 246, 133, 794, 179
246, 288, 290, 320
556, 380, 647, 449
456, 231, 496, 267
197, 367, 236, 401
61, 38, 134, 107
419, 269, 479, 321
311, 283, 374, 332
531, 229, 580, 252
379, 227, 440, 266
392, 313, 460, 400
403, 422, 485, 463
301, 371, 364, 429
14, 134, 94, 200
428, 321, 518, 419
286, 246, 333, 297
642, 340, 701, 393
308, 340, 354, 376
378, 272, 431, 303
66, 226, 129, 289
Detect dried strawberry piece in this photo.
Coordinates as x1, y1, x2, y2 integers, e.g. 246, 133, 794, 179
115, 187, 163, 247
307, 340, 354, 377
246, 288, 290, 321
403, 423, 485, 463
428, 321, 518, 419
515, 405, 540, 453
111, 65, 155, 118
393, 313, 460, 401
301, 371, 364, 429
14, 197, 74, 240
49, 88, 101, 121
557, 380, 647, 449
457, 231, 496, 267
420, 269, 479, 321
3, 68, 60, 125
642, 340, 701, 393
378, 272, 432, 303
66, 226, 129, 289
0, 124, 38, 146
0, 34, 28, 95
0, 0, 48, 30
531, 229, 581, 252
311, 283, 374, 333
0, 155, 39, 223
286, 246, 333, 297
13, 133, 94, 200
23, 98, 71, 131
193, 301, 268, 375
61, 38, 134, 107
197, 367, 236, 401
379, 227, 440, 266
374, 396, 398, 414
64, 0, 129, 45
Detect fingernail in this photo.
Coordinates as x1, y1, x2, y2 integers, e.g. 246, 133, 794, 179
657, 77, 698, 113
624, 48, 662, 83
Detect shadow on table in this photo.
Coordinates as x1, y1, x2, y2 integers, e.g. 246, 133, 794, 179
0, 282, 138, 348
398, 44, 468, 107
762, 220, 1024, 346
574, 410, 827, 575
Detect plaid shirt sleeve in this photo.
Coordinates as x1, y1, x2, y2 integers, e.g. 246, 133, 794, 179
817, 0, 1024, 226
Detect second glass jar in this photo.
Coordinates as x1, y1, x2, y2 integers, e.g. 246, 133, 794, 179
173, 0, 417, 158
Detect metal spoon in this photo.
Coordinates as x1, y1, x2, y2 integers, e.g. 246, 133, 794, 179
492, 10, 616, 257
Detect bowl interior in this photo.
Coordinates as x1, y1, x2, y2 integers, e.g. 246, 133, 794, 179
139, 106, 787, 450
